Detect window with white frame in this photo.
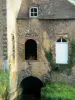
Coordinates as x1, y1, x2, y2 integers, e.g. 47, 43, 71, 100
29, 7, 38, 18
56, 38, 68, 64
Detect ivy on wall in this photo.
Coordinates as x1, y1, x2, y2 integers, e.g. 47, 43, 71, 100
69, 40, 75, 67
45, 39, 75, 74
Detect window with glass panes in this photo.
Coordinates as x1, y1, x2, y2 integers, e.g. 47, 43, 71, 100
29, 7, 38, 18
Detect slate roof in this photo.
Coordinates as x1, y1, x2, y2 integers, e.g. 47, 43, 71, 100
17, 0, 75, 19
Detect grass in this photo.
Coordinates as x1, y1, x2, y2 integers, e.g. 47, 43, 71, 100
0, 69, 9, 99
41, 82, 75, 100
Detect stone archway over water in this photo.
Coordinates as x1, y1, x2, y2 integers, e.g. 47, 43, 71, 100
20, 76, 43, 100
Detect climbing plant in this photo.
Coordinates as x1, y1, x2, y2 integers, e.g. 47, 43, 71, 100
45, 49, 56, 71
45, 39, 75, 74
69, 40, 75, 67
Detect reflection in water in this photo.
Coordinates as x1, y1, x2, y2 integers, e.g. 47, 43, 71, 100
14, 94, 41, 100
21, 94, 40, 100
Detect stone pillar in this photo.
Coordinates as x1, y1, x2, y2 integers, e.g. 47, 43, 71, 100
7, 0, 22, 99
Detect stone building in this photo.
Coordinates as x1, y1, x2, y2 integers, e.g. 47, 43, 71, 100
6, 0, 75, 99
0, 0, 7, 69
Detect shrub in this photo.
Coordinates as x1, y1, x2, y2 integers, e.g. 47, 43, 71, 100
41, 82, 75, 100
0, 69, 9, 99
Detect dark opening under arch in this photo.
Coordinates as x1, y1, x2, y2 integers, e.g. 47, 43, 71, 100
20, 76, 43, 99
25, 39, 37, 60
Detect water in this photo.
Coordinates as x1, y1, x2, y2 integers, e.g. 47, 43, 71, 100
14, 94, 41, 100
15, 76, 43, 100
21, 94, 40, 100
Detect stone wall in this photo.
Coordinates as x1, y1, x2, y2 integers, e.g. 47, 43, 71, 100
7, 0, 22, 100
0, 0, 7, 69
18, 0, 75, 19
17, 19, 75, 86
50, 70, 75, 86
7, 0, 75, 99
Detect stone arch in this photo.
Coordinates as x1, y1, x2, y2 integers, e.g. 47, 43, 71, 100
20, 76, 43, 98
25, 39, 37, 60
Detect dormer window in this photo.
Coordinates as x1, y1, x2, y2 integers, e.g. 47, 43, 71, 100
29, 7, 38, 18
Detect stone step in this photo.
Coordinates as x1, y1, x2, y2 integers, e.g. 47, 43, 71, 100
3, 47, 7, 50
3, 39, 7, 41
3, 37, 7, 40
3, 41, 7, 43
3, 43, 7, 46
3, 34, 7, 37
3, 33, 7, 36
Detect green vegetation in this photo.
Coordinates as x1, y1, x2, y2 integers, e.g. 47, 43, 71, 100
45, 49, 56, 70
45, 40, 75, 74
41, 82, 75, 100
0, 69, 9, 99
69, 40, 75, 68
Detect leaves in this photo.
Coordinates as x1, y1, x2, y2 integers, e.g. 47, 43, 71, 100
0, 70, 9, 98
41, 82, 75, 100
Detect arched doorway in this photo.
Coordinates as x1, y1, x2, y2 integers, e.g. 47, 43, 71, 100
20, 76, 43, 100
25, 39, 37, 60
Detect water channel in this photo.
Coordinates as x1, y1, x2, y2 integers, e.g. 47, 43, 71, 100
14, 76, 43, 100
